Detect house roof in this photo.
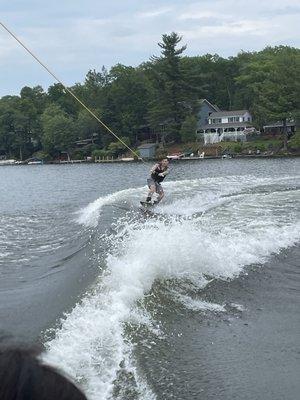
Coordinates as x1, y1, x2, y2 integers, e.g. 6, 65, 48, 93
75, 138, 94, 145
199, 121, 254, 129
209, 110, 250, 118
199, 99, 220, 112
138, 143, 156, 149
263, 122, 295, 128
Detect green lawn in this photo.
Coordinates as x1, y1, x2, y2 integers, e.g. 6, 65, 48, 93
156, 134, 299, 158
219, 138, 283, 154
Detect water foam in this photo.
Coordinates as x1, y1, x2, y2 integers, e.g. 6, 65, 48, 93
45, 175, 300, 399
76, 175, 298, 226
175, 294, 226, 312
76, 187, 145, 227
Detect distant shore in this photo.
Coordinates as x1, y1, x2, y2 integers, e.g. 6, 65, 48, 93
1, 152, 299, 166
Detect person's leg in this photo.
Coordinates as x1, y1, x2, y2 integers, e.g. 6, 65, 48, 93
154, 184, 164, 204
146, 179, 156, 202
159, 190, 164, 201
146, 185, 156, 202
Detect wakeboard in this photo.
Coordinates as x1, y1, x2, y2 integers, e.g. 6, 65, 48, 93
140, 201, 156, 209
139, 201, 170, 219
139, 201, 158, 215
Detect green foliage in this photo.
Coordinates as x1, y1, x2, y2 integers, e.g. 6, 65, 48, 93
219, 138, 283, 153
101, 64, 150, 142
41, 104, 76, 156
0, 36, 299, 159
233, 143, 242, 153
75, 109, 101, 140
107, 136, 130, 156
180, 115, 197, 143
0, 96, 37, 159
32, 150, 50, 160
80, 144, 99, 155
155, 148, 168, 159
147, 32, 190, 143
235, 46, 300, 149
258, 143, 267, 152
92, 149, 112, 159
71, 150, 84, 160
47, 83, 80, 116
236, 47, 300, 124
289, 132, 300, 151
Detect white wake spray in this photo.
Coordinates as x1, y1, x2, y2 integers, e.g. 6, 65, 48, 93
45, 175, 300, 400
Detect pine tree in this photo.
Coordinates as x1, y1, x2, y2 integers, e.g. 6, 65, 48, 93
147, 32, 188, 144
180, 115, 197, 143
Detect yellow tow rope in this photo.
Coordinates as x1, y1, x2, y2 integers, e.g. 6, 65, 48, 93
0, 21, 146, 163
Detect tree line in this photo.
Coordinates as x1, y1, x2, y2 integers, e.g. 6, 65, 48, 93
0, 32, 299, 160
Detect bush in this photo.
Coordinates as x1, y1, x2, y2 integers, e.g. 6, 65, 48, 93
289, 132, 300, 151
107, 137, 130, 157
183, 142, 200, 153
81, 144, 99, 156
32, 151, 51, 160
233, 143, 242, 153
257, 143, 266, 152
71, 150, 84, 160
155, 149, 168, 159
131, 149, 140, 160
92, 149, 112, 159
180, 116, 197, 143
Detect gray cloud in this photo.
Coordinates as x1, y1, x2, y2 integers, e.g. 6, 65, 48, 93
0, 0, 299, 96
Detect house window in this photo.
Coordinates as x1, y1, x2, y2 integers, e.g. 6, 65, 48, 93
248, 117, 251, 121
225, 127, 236, 132
234, 117, 240, 122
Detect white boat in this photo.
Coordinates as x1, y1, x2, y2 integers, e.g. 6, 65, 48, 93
0, 159, 16, 165
121, 157, 134, 162
28, 160, 43, 165
222, 154, 232, 159
167, 153, 184, 160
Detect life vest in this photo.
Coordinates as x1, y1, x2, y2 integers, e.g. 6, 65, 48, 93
151, 164, 167, 183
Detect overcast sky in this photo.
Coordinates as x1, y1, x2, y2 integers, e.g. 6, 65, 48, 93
0, 0, 299, 97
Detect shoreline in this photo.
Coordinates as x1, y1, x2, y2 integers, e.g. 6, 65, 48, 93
0, 153, 299, 166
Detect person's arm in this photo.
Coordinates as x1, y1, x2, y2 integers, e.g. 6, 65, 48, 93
158, 168, 169, 177
150, 164, 159, 174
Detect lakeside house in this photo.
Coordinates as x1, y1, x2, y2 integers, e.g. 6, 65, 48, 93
136, 99, 258, 146
263, 120, 296, 138
196, 99, 257, 144
75, 132, 98, 147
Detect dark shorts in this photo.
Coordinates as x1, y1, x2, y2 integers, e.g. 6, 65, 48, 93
147, 178, 163, 194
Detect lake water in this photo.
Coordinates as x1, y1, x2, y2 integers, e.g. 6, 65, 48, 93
0, 158, 299, 400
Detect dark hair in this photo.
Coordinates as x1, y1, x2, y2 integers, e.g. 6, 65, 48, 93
0, 346, 87, 400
